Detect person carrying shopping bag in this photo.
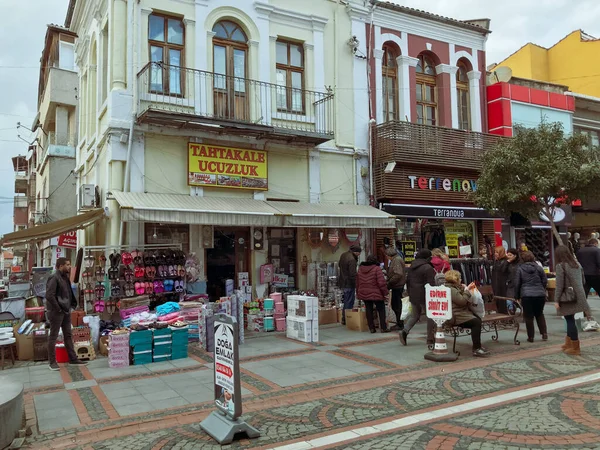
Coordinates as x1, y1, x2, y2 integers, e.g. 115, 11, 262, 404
554, 245, 592, 355
356, 255, 390, 333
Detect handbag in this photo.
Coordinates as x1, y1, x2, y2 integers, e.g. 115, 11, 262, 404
559, 263, 577, 304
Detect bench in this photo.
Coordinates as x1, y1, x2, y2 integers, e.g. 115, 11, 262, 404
441, 286, 522, 355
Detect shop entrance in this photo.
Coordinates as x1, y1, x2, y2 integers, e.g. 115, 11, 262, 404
206, 228, 250, 301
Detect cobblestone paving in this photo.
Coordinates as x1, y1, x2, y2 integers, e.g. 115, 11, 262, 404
66, 366, 87, 382
22, 331, 600, 450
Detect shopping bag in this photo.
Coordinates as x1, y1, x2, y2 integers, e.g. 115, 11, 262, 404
582, 317, 600, 332
400, 296, 412, 321
468, 287, 485, 318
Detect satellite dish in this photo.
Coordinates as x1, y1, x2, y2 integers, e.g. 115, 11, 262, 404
492, 66, 512, 84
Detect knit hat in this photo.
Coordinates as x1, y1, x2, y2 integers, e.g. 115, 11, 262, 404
415, 249, 432, 260
350, 244, 362, 253
385, 247, 398, 257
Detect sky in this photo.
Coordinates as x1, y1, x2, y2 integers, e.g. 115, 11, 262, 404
0, 0, 599, 236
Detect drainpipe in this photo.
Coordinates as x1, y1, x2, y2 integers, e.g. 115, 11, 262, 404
118, 0, 138, 245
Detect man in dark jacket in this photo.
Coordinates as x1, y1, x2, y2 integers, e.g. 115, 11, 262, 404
386, 247, 406, 330
400, 249, 436, 346
338, 244, 361, 324
46, 257, 86, 370
576, 239, 600, 297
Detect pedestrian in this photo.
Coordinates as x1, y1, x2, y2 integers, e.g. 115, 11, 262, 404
505, 248, 520, 298
399, 249, 436, 346
356, 255, 390, 333
514, 251, 548, 343
575, 238, 600, 297
338, 244, 361, 325
444, 270, 490, 357
554, 245, 592, 355
386, 247, 406, 330
492, 246, 510, 297
431, 248, 451, 274
377, 237, 392, 267
45, 257, 87, 371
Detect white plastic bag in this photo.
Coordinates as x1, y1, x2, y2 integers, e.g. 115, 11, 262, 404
400, 296, 412, 321
468, 287, 485, 318
583, 317, 600, 332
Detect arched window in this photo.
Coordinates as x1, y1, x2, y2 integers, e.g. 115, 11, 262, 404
212, 20, 248, 119
382, 45, 398, 122
416, 54, 437, 126
457, 61, 470, 130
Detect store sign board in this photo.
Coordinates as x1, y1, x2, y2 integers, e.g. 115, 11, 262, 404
425, 284, 453, 323
384, 204, 497, 221
58, 231, 77, 249
213, 314, 242, 420
188, 143, 268, 190
408, 176, 477, 193
272, 273, 289, 287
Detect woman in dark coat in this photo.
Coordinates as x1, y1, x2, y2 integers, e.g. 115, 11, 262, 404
514, 251, 548, 343
505, 248, 520, 298
492, 246, 509, 297
400, 249, 436, 346
554, 245, 592, 355
356, 255, 390, 333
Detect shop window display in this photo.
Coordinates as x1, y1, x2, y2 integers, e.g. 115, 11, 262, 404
145, 224, 189, 254
268, 228, 296, 290
395, 218, 475, 258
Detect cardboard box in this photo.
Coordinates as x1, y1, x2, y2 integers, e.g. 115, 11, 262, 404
311, 319, 319, 342
99, 336, 109, 356
12, 324, 34, 361
318, 308, 337, 325
286, 317, 312, 342
338, 308, 343, 323
345, 309, 369, 332
287, 296, 317, 320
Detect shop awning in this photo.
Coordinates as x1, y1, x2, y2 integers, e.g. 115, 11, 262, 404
0, 208, 105, 246
112, 192, 395, 228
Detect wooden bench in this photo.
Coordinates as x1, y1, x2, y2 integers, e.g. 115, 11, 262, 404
441, 287, 522, 355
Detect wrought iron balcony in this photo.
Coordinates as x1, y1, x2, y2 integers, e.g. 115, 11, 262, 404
136, 62, 334, 144
373, 120, 505, 170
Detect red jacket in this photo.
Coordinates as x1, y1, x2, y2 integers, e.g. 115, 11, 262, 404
356, 262, 389, 301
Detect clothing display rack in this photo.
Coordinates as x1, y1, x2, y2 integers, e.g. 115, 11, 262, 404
449, 258, 492, 286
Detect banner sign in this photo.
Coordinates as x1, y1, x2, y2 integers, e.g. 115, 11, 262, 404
272, 273, 289, 287
188, 143, 268, 190
425, 284, 453, 323
58, 231, 77, 249
32, 267, 53, 298
213, 314, 242, 420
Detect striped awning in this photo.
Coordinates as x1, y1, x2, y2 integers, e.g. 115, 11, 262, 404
112, 192, 395, 228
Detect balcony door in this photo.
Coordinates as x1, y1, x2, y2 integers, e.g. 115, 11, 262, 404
212, 21, 248, 121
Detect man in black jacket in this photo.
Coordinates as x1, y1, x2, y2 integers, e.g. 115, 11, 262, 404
46, 257, 86, 370
576, 239, 600, 297
400, 249, 436, 346
338, 245, 361, 324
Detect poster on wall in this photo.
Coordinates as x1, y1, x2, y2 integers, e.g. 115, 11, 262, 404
188, 143, 268, 190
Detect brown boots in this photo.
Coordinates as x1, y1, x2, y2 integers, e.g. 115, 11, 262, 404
563, 336, 581, 355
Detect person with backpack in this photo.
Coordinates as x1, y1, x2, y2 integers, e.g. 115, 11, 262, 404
431, 248, 450, 286
386, 247, 406, 330
400, 249, 436, 346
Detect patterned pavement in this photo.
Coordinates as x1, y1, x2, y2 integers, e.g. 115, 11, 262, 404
6, 310, 600, 450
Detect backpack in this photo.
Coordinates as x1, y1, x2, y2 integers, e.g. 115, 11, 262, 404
434, 269, 446, 287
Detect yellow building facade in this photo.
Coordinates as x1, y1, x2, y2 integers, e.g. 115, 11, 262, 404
496, 30, 600, 98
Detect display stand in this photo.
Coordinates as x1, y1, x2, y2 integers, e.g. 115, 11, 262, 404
423, 284, 458, 362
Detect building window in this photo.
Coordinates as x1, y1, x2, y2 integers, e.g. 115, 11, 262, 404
101, 24, 109, 104
575, 127, 600, 149
456, 62, 470, 130
416, 54, 437, 126
276, 40, 304, 113
382, 45, 398, 122
212, 20, 248, 120
148, 13, 185, 95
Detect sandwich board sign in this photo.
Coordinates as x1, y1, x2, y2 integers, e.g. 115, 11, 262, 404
424, 284, 458, 362
200, 314, 260, 444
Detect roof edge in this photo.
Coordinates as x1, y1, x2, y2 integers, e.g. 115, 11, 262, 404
65, 0, 76, 28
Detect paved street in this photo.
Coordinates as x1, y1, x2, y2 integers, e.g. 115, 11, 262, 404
3, 302, 600, 449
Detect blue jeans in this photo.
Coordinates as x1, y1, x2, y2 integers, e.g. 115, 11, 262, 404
342, 288, 356, 322
565, 314, 579, 341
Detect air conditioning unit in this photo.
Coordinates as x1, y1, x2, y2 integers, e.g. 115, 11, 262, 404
78, 184, 96, 210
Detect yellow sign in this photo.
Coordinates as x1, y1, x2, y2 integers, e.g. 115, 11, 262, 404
188, 143, 268, 190
446, 235, 459, 247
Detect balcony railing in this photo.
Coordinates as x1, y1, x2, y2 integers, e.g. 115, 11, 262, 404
373, 121, 505, 170
136, 62, 334, 143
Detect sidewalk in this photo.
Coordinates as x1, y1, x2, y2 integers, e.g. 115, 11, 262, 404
2, 302, 600, 449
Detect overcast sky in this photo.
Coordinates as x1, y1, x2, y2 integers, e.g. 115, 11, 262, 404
0, 0, 599, 236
